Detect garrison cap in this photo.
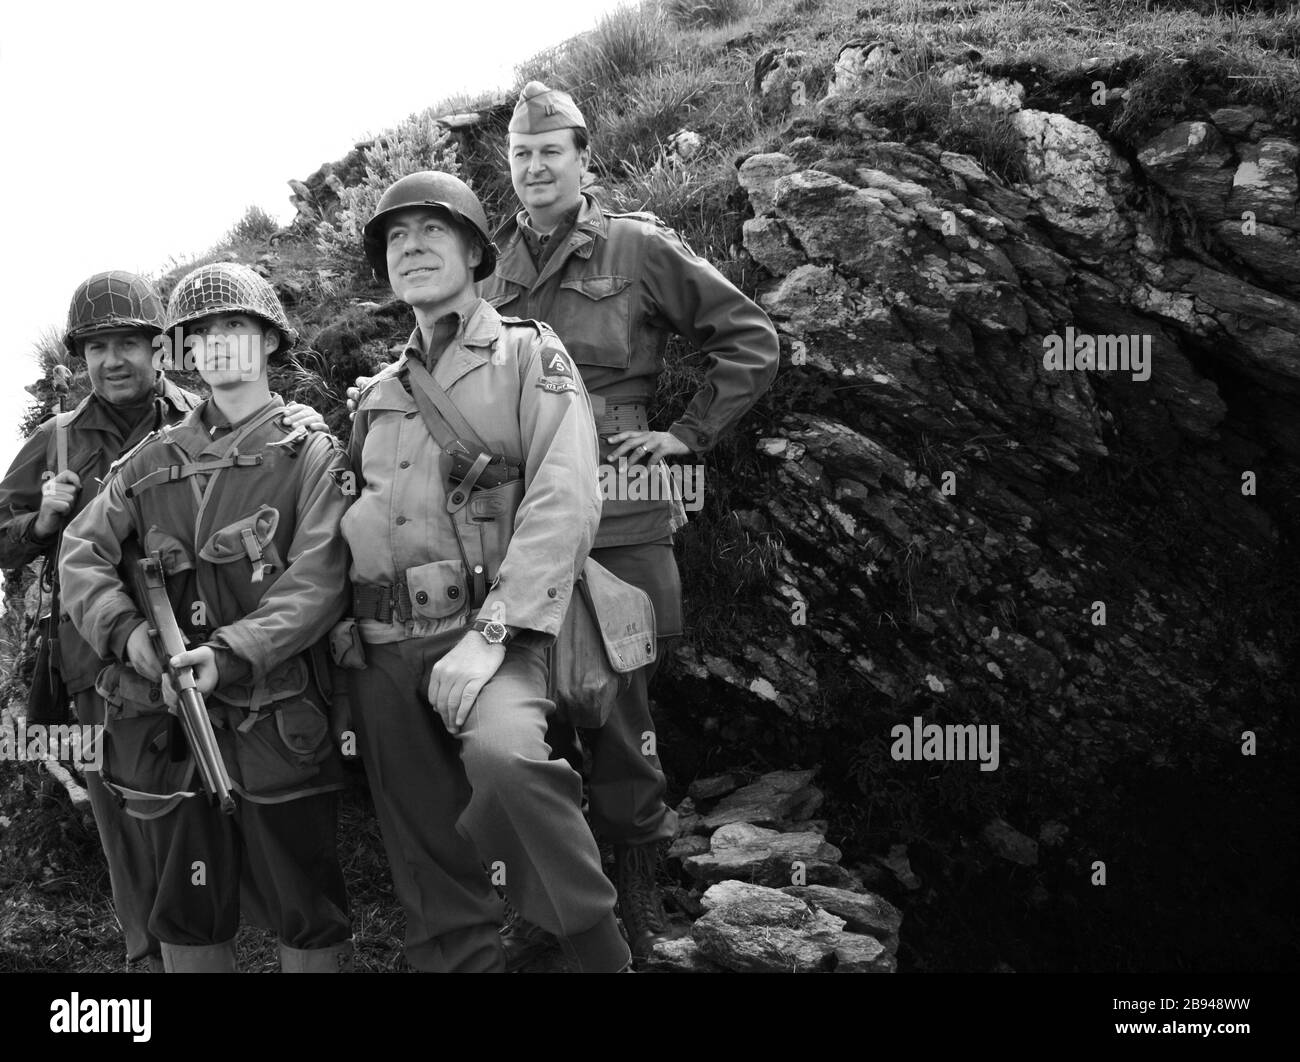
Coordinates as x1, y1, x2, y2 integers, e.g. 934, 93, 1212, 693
508, 80, 586, 134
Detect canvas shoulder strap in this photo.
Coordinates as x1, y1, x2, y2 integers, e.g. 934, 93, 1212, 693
404, 357, 490, 454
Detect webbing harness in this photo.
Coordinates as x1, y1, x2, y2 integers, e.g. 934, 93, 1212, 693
124, 454, 263, 498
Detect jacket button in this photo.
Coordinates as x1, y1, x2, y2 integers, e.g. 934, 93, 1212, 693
447, 586, 461, 599
149, 687, 160, 703
400, 460, 410, 469
547, 587, 557, 598
396, 516, 407, 525
415, 591, 429, 605
450, 492, 464, 505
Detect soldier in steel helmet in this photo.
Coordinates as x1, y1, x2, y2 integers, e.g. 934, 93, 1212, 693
0, 270, 327, 971
343, 171, 629, 972
479, 82, 780, 962
58, 263, 354, 973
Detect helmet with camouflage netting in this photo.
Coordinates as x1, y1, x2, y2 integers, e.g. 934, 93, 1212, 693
64, 271, 166, 355
165, 262, 298, 352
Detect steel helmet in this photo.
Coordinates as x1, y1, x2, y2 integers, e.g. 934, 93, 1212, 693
64, 271, 166, 355
165, 262, 298, 350
362, 171, 498, 283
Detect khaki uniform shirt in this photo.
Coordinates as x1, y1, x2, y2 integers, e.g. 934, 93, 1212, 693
344, 298, 601, 644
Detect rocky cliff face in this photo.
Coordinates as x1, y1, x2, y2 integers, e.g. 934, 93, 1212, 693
705, 62, 1297, 724
659, 55, 1299, 968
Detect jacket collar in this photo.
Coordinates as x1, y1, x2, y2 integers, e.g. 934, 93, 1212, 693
394, 298, 502, 392
65, 373, 199, 433
175, 393, 286, 459
494, 192, 607, 290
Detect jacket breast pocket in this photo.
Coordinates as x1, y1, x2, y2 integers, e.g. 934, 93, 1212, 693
553, 275, 633, 369
199, 504, 284, 589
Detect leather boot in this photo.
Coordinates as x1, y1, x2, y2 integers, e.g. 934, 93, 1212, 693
613, 842, 671, 959
279, 939, 355, 973
159, 940, 236, 973
500, 913, 563, 973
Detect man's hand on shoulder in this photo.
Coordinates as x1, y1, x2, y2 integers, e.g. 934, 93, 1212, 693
427, 631, 507, 734
281, 402, 328, 433
345, 376, 374, 420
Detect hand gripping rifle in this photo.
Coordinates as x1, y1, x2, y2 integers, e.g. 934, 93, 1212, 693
132, 548, 236, 815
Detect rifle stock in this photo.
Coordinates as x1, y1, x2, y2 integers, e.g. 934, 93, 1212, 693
130, 546, 236, 815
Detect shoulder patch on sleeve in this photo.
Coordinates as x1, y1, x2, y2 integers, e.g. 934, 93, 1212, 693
535, 344, 578, 395
540, 347, 573, 379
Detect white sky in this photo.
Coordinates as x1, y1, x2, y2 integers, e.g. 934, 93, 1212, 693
0, 0, 629, 475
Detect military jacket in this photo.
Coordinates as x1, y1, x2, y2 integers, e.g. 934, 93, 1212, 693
59, 395, 352, 812
481, 192, 780, 547
345, 298, 601, 645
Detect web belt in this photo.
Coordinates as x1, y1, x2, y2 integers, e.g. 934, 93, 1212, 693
352, 580, 415, 624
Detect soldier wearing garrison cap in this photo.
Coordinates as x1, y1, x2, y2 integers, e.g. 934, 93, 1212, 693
0, 271, 327, 972
510, 79, 588, 133
481, 79, 781, 965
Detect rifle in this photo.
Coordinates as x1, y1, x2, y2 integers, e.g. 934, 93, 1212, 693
130, 547, 236, 815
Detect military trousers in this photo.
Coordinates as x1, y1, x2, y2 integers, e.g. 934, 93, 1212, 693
559, 543, 682, 847
350, 630, 629, 973
75, 688, 160, 966
140, 790, 350, 952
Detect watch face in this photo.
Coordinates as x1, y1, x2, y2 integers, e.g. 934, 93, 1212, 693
482, 621, 507, 643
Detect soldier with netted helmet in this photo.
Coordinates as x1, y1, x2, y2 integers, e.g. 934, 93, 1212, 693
0, 271, 195, 971
343, 170, 630, 972
59, 262, 355, 973
0, 269, 330, 972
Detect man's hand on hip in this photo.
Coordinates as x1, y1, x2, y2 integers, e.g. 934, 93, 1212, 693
427, 631, 506, 734
604, 430, 691, 466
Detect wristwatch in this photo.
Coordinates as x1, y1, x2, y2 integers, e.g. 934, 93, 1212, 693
472, 619, 514, 646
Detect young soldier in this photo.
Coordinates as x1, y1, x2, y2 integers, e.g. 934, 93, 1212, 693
59, 263, 354, 973
480, 82, 780, 961
0, 271, 326, 971
344, 171, 628, 972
